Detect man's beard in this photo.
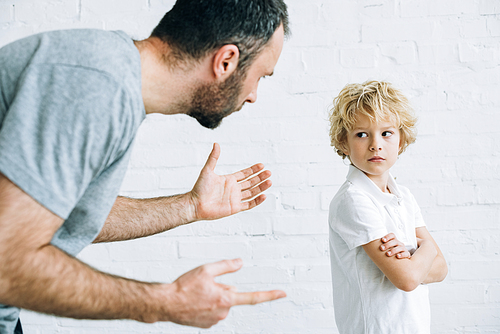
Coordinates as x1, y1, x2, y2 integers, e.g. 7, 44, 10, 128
187, 69, 246, 129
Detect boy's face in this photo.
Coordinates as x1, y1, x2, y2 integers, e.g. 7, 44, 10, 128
343, 113, 401, 187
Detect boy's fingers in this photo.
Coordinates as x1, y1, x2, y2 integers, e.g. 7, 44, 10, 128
380, 239, 398, 251
386, 245, 410, 258
396, 250, 411, 259
381, 233, 396, 243
232, 290, 286, 306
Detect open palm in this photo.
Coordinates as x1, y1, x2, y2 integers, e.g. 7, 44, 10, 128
189, 143, 272, 221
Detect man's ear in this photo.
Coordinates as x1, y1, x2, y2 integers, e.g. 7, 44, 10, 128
212, 44, 239, 79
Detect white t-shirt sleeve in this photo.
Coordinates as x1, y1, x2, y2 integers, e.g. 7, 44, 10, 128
330, 188, 388, 250
411, 194, 426, 228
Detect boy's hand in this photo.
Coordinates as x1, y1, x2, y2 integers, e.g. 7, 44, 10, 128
380, 233, 411, 259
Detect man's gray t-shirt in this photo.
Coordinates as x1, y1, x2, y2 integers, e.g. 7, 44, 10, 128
0, 29, 146, 332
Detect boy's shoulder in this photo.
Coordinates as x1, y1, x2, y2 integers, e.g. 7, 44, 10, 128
329, 180, 380, 215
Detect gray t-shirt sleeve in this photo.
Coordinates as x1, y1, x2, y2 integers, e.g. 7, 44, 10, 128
0, 63, 136, 219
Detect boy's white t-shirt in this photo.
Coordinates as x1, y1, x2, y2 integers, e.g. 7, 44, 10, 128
328, 165, 430, 334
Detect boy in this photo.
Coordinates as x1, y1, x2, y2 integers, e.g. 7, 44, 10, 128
328, 81, 447, 334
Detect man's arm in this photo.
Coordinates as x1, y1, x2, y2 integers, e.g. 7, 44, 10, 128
95, 143, 271, 243
0, 173, 284, 327
362, 232, 438, 292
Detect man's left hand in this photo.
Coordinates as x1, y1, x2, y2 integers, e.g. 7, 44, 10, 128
189, 143, 272, 221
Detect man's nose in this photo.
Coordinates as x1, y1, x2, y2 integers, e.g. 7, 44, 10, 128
245, 88, 257, 104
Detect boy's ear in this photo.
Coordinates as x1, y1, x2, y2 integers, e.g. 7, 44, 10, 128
341, 144, 349, 156
212, 44, 239, 80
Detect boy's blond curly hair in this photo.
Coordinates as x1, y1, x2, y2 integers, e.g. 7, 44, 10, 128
329, 80, 417, 159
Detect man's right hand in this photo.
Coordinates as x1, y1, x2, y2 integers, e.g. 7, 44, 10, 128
0, 173, 285, 328
155, 259, 286, 328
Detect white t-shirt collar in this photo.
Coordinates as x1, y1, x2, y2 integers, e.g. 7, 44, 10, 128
346, 164, 403, 207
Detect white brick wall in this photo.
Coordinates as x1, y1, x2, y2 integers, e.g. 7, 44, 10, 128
1, 0, 499, 332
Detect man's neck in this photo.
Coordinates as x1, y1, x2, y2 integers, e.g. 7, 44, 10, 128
135, 38, 204, 115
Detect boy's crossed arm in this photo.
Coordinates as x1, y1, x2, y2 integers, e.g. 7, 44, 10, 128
363, 228, 447, 292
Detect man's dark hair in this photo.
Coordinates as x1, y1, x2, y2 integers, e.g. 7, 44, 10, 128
151, 0, 289, 72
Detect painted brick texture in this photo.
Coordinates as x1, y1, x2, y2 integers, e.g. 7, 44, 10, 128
1, 0, 499, 333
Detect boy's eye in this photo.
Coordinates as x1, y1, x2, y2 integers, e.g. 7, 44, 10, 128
382, 131, 393, 137
356, 132, 367, 138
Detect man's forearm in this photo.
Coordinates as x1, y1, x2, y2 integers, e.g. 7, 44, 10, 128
94, 194, 196, 243
95, 146, 273, 243
0, 244, 167, 323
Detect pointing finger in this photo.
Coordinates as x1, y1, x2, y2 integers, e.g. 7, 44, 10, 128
232, 290, 287, 306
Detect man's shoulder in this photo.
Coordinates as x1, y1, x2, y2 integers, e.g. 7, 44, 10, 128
2, 29, 140, 84
41, 29, 138, 73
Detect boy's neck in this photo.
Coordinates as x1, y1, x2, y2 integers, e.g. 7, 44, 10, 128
363, 170, 391, 194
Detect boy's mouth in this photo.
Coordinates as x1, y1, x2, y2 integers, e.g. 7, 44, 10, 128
368, 156, 385, 162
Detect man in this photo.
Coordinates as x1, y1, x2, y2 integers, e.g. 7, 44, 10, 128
0, 0, 289, 332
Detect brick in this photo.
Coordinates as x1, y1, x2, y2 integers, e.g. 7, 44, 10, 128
479, 0, 500, 15
451, 261, 500, 280
281, 191, 316, 210
401, 0, 477, 17
340, 47, 377, 68
217, 264, 293, 285
281, 118, 330, 143
459, 42, 500, 63
477, 179, 500, 204
178, 238, 252, 260
486, 284, 500, 303
433, 18, 462, 39
191, 212, 274, 236
286, 282, 333, 307
0, 4, 13, 23
295, 264, 332, 282
252, 236, 328, 260
273, 212, 329, 235
423, 206, 498, 231
158, 166, 200, 189
437, 184, 476, 206
461, 18, 490, 38
379, 41, 417, 65
301, 47, 340, 76
308, 164, 347, 187
270, 163, 308, 187
81, 0, 146, 17
286, 23, 333, 48
275, 143, 337, 164
429, 283, 486, 304
362, 20, 435, 42
107, 237, 178, 262
417, 43, 459, 65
